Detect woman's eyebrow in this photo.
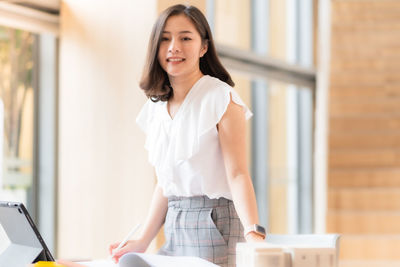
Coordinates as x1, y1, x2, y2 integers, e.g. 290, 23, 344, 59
162, 30, 194, 34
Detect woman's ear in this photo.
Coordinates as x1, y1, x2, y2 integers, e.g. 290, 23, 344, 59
200, 41, 208, 57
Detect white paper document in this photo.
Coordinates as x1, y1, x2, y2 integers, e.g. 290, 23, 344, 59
78, 260, 117, 267
79, 253, 219, 267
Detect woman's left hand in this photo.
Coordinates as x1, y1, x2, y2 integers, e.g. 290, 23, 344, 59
245, 232, 265, 242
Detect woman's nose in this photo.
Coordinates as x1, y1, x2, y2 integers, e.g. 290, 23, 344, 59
168, 39, 181, 53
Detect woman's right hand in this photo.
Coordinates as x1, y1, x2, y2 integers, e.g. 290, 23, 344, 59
108, 239, 148, 263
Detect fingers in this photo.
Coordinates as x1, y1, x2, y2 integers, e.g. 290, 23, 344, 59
112, 244, 134, 263
109, 242, 128, 263
112, 255, 120, 264
113, 246, 129, 259
108, 242, 121, 254
108, 244, 114, 255
112, 252, 124, 264
109, 240, 144, 263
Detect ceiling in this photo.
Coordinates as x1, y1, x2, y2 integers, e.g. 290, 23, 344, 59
2, 0, 60, 14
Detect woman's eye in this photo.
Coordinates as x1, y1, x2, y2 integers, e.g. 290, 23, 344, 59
161, 37, 169, 41
182, 37, 192, 41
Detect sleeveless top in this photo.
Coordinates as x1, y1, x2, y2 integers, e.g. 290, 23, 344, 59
136, 75, 252, 199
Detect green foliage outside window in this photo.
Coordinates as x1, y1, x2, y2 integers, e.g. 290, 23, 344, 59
0, 26, 35, 193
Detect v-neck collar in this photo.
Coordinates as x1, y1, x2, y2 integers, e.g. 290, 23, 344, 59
165, 75, 207, 121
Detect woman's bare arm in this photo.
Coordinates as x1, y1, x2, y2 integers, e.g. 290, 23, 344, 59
218, 99, 264, 241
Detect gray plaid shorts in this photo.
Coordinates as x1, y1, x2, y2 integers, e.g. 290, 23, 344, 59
158, 195, 245, 267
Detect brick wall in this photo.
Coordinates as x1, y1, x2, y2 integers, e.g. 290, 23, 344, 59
327, 1, 400, 266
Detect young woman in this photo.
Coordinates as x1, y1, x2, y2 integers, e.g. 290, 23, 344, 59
109, 4, 266, 267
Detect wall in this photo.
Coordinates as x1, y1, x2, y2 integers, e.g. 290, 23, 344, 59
58, 0, 157, 259
327, 1, 400, 266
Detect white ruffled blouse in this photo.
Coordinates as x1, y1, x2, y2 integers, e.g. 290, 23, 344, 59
136, 75, 252, 199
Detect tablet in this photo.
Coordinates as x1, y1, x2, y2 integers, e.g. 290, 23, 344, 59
0, 201, 54, 266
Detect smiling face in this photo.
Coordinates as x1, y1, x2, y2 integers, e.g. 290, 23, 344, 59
157, 14, 208, 79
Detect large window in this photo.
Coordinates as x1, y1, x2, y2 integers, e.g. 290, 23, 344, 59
0, 26, 36, 212
208, 0, 315, 234
0, 3, 58, 253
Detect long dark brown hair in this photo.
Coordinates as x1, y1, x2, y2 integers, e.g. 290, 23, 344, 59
139, 4, 234, 102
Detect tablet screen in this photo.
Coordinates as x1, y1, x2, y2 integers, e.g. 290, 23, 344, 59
0, 201, 54, 265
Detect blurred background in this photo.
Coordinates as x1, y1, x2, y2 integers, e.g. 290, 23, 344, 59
0, 0, 399, 266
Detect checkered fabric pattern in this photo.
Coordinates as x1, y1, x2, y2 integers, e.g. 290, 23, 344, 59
158, 196, 245, 267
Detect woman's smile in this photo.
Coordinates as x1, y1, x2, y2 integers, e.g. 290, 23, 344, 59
166, 57, 186, 65
167, 57, 185, 62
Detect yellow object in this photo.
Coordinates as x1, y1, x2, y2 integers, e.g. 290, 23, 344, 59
33, 261, 65, 267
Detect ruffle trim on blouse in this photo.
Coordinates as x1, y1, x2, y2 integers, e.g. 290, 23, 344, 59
136, 76, 253, 177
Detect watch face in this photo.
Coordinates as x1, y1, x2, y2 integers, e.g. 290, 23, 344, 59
255, 224, 266, 235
